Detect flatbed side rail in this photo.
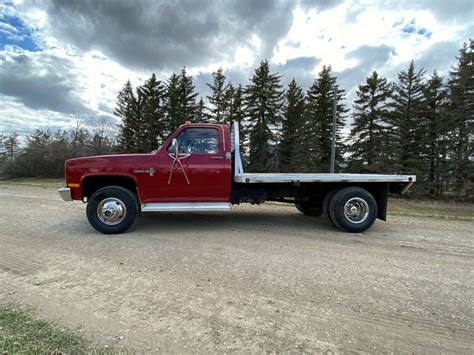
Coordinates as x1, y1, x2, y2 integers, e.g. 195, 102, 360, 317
234, 173, 416, 184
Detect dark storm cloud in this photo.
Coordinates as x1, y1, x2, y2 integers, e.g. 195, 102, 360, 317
0, 51, 89, 114
416, 41, 461, 74
337, 45, 395, 88
276, 56, 321, 89
45, 0, 298, 71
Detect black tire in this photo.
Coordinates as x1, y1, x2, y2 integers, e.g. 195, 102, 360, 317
86, 186, 139, 234
328, 187, 377, 233
322, 188, 340, 226
295, 200, 323, 217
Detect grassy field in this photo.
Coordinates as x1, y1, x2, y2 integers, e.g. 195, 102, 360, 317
0, 305, 86, 353
0, 305, 117, 353
388, 198, 474, 221
0, 177, 64, 188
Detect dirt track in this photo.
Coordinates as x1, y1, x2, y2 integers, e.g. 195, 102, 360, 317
0, 184, 473, 353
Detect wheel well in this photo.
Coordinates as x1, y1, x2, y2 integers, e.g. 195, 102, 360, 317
82, 176, 138, 200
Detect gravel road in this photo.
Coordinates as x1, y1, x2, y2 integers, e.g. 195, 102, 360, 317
0, 184, 473, 353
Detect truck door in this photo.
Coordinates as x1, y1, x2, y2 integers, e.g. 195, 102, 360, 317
155, 126, 231, 202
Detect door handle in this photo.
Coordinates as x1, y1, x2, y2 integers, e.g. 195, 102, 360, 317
211, 156, 224, 159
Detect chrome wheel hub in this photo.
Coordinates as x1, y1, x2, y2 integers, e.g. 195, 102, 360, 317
343, 197, 369, 224
97, 198, 127, 225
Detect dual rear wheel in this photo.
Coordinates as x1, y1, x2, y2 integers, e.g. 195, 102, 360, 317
296, 187, 377, 233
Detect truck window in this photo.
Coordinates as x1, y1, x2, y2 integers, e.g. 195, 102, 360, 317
168, 128, 220, 154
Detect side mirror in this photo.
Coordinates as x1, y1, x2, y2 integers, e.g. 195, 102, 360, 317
172, 138, 178, 156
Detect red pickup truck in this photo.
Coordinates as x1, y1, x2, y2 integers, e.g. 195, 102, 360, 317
59, 122, 415, 234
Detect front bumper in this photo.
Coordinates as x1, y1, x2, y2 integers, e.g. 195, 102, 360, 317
58, 187, 73, 201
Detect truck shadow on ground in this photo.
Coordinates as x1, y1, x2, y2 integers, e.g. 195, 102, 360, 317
134, 209, 349, 235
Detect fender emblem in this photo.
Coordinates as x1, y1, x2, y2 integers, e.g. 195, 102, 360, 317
134, 168, 155, 176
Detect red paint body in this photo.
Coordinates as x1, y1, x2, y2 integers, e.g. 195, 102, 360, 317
65, 124, 232, 203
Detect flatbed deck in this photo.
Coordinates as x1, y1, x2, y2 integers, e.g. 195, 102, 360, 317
234, 173, 416, 184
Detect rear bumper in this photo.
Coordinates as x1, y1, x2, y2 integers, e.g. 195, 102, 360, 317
58, 187, 73, 201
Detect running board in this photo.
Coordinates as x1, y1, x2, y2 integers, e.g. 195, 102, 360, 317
141, 202, 231, 213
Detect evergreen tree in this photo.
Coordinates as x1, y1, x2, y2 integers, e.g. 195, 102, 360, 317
166, 67, 198, 132
0, 134, 5, 159
390, 61, 426, 175
303, 66, 347, 172
115, 80, 139, 152
279, 79, 306, 172
137, 73, 166, 151
422, 71, 449, 195
206, 68, 228, 123
244, 60, 284, 172
165, 73, 182, 132
178, 67, 198, 123
349, 71, 392, 173
224, 84, 245, 128
3, 132, 20, 160
446, 40, 473, 198
195, 98, 209, 123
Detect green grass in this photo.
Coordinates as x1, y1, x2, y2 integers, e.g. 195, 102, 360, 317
388, 198, 474, 221
0, 177, 64, 188
0, 305, 86, 353
0, 305, 118, 354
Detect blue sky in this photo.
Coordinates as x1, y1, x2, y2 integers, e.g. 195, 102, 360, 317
0, 13, 40, 51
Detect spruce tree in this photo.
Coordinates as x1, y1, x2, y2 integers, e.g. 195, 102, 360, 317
3, 132, 20, 160
137, 73, 166, 151
195, 98, 209, 123
223, 83, 235, 125
115, 80, 139, 152
244, 60, 284, 172
166, 68, 198, 132
446, 40, 473, 198
303, 66, 347, 172
422, 71, 448, 195
230, 85, 245, 128
178, 67, 198, 123
279, 79, 306, 172
349, 71, 392, 173
165, 73, 182, 133
390, 61, 426, 175
224, 84, 245, 128
206, 68, 228, 123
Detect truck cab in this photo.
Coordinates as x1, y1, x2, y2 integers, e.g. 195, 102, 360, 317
59, 122, 415, 234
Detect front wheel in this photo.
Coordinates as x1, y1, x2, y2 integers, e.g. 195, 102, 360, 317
328, 187, 377, 233
86, 186, 139, 234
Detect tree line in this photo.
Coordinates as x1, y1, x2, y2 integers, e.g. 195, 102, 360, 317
0, 116, 116, 177
1, 40, 472, 198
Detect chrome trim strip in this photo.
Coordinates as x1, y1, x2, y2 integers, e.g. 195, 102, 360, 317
141, 202, 231, 212
58, 187, 73, 201
234, 173, 417, 184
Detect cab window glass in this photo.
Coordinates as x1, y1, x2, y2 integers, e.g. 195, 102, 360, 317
168, 128, 219, 154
